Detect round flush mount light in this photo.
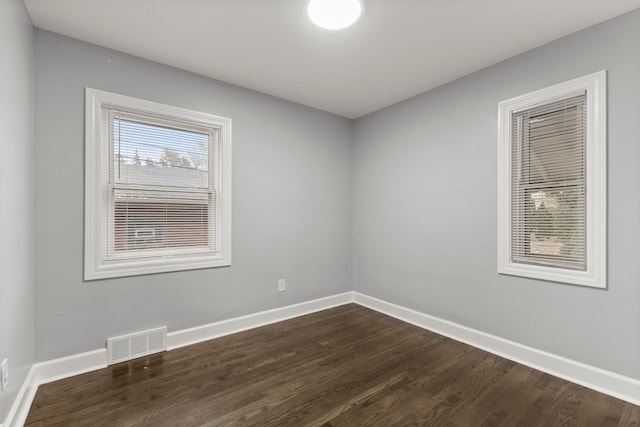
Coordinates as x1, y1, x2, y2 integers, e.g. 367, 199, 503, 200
308, 0, 363, 30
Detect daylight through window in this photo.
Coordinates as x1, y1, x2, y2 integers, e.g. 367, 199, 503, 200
85, 89, 232, 280
511, 94, 586, 270
497, 71, 606, 288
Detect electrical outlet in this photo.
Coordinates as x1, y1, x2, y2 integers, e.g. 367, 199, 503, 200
1, 359, 8, 391
278, 279, 286, 292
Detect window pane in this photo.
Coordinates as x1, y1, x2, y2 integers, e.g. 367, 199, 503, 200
113, 201, 210, 253
524, 104, 585, 184
112, 116, 210, 189
518, 186, 586, 269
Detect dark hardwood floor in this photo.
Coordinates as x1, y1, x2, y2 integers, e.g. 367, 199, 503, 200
25, 304, 640, 426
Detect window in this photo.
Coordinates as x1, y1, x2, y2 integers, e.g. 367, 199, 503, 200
85, 88, 231, 280
497, 71, 606, 288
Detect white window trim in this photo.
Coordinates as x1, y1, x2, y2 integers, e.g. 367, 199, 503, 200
497, 71, 606, 288
85, 88, 232, 280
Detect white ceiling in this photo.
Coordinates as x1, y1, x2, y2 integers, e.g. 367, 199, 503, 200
24, 0, 640, 118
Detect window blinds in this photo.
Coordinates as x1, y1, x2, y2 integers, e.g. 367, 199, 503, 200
106, 110, 216, 258
511, 93, 586, 270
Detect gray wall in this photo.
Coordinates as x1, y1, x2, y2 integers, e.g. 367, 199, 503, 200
352, 9, 640, 379
34, 31, 352, 361
0, 0, 35, 421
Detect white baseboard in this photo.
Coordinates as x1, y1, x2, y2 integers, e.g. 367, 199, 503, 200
6, 290, 640, 426
167, 292, 354, 350
34, 349, 108, 386
3, 366, 35, 427
353, 292, 640, 406
3, 292, 354, 426
4, 349, 108, 427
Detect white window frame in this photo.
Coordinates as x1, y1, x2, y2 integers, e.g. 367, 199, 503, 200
497, 71, 606, 288
85, 88, 232, 280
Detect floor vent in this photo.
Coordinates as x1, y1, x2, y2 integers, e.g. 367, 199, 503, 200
107, 327, 167, 365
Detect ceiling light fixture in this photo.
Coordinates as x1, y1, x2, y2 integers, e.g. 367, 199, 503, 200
307, 0, 363, 30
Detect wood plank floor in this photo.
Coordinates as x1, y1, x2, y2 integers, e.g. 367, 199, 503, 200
25, 304, 640, 426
